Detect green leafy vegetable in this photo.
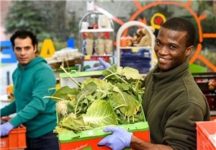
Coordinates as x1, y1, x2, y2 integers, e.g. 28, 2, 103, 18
48, 65, 146, 135
83, 100, 118, 128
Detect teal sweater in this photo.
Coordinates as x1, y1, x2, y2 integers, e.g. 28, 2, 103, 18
0, 57, 57, 138
143, 61, 210, 150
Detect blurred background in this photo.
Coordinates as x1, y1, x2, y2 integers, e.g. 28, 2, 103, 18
0, 0, 216, 94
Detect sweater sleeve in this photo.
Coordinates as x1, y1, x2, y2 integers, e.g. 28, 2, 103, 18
163, 102, 207, 150
0, 101, 16, 117
10, 68, 56, 127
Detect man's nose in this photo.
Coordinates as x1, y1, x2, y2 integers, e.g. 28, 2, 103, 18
158, 46, 168, 55
20, 49, 26, 55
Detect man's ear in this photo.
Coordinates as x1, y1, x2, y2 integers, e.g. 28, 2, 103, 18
185, 45, 193, 57
33, 45, 37, 53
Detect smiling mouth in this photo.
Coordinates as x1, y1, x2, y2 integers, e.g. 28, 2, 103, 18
158, 58, 170, 64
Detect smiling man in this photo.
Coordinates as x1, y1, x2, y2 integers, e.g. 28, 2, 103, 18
98, 18, 210, 150
0, 30, 59, 150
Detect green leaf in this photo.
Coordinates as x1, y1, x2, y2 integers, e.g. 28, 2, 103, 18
120, 67, 144, 80
82, 78, 112, 91
55, 127, 79, 141
53, 86, 79, 100
115, 83, 130, 91
83, 100, 118, 128
102, 65, 117, 77
75, 82, 97, 114
110, 92, 141, 120
59, 113, 89, 132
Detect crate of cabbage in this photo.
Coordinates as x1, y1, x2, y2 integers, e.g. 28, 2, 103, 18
47, 65, 149, 149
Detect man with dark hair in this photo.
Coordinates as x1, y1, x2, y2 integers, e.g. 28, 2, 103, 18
10, 30, 39, 54
98, 17, 210, 150
0, 30, 59, 150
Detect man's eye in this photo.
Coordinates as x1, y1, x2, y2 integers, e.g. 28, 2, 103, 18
156, 40, 161, 46
169, 45, 176, 49
25, 47, 31, 50
15, 48, 21, 51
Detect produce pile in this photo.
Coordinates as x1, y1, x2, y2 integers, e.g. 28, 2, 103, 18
46, 48, 83, 70
49, 65, 145, 134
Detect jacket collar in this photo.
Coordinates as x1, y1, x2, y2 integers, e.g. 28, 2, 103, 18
18, 56, 46, 70
152, 61, 189, 84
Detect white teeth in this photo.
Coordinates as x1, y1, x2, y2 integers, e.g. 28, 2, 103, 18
159, 58, 168, 63
159, 58, 165, 61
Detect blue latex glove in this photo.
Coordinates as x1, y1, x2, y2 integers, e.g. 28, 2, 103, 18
98, 126, 132, 150
86, 58, 111, 71
98, 58, 111, 69
0, 122, 14, 136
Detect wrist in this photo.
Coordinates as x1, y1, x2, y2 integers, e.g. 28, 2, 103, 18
131, 135, 152, 150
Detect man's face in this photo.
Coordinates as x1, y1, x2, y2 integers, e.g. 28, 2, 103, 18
154, 27, 191, 71
14, 37, 37, 65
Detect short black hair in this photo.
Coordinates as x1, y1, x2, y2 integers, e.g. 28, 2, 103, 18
161, 17, 196, 47
10, 30, 38, 48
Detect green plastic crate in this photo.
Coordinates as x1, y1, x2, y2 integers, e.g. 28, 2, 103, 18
59, 122, 149, 150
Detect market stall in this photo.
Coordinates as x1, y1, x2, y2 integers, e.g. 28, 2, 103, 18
1, 1, 216, 150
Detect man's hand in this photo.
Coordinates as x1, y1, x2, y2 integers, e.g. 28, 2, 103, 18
98, 126, 132, 150
0, 122, 14, 136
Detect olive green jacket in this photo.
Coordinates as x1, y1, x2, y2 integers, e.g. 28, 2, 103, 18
143, 61, 210, 150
